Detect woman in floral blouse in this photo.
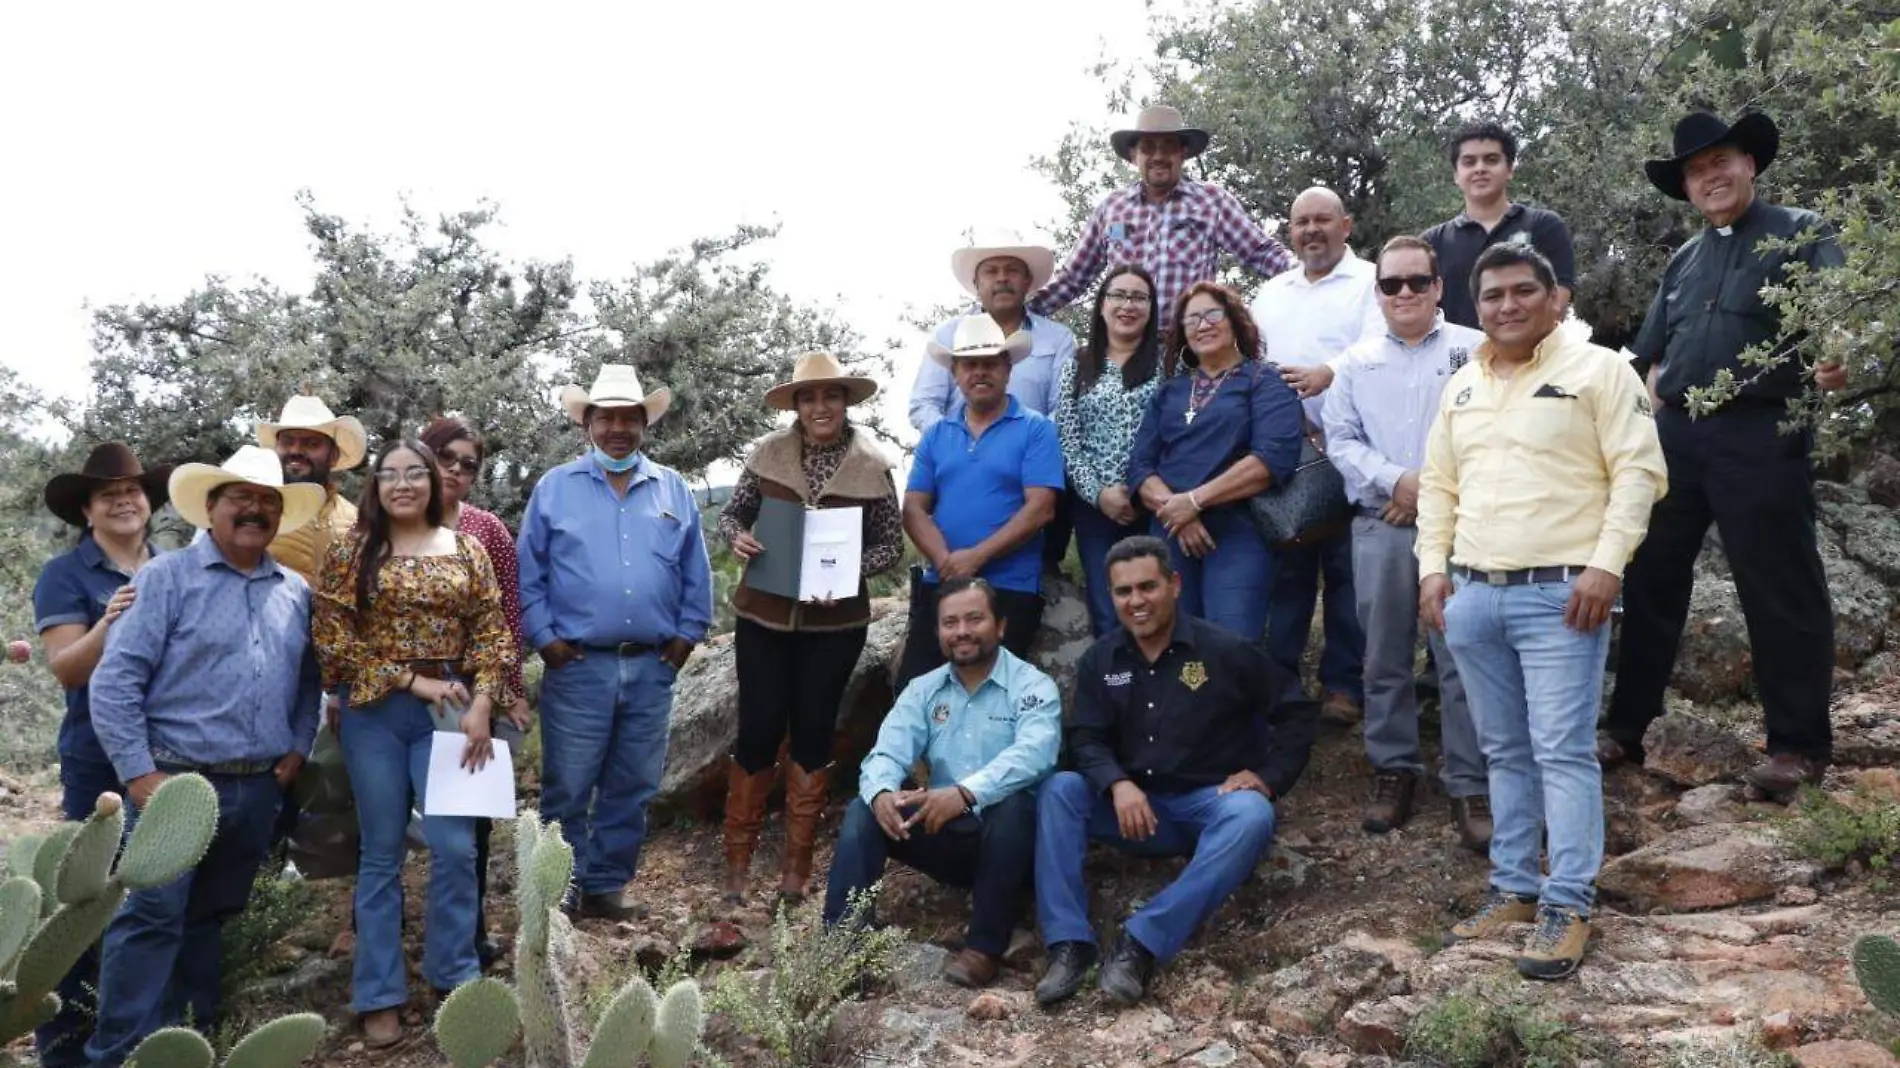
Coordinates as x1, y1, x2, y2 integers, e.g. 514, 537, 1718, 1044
1052, 264, 1163, 636
717, 351, 903, 906
314, 439, 514, 1048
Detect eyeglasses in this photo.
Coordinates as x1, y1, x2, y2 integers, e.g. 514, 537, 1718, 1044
1377, 275, 1437, 296
1104, 289, 1152, 307
1180, 307, 1229, 331
219, 489, 283, 513
374, 466, 433, 486
440, 456, 480, 475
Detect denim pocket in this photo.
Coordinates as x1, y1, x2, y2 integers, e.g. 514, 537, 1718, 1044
1528, 580, 1574, 613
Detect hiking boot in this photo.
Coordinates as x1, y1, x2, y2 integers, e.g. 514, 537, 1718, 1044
943, 948, 1002, 989
1449, 795, 1493, 853
1098, 931, 1157, 1007
576, 890, 647, 922
1362, 772, 1418, 834
1516, 904, 1591, 981
1596, 734, 1642, 769
1320, 691, 1364, 727
1036, 941, 1098, 1007
362, 1008, 404, 1048
1446, 889, 1539, 944
1742, 753, 1828, 804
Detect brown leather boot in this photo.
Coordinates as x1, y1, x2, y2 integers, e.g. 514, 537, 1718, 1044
723, 759, 777, 904
778, 762, 833, 903
1743, 753, 1829, 803
1362, 771, 1418, 834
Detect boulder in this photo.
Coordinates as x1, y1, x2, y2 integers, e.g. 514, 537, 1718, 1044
1791, 1040, 1900, 1068
1859, 450, 1900, 510
1255, 944, 1397, 1036
1667, 548, 1754, 703
1335, 997, 1419, 1056
1673, 784, 1749, 826
1642, 712, 1758, 787
1599, 824, 1817, 912
1832, 694, 1900, 768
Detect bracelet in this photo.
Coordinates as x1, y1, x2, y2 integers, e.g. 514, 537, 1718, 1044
956, 785, 976, 812
1187, 490, 1203, 513
401, 671, 416, 693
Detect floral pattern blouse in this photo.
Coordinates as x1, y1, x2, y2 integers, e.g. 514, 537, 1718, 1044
313, 531, 516, 707
1051, 354, 1161, 506
456, 505, 527, 702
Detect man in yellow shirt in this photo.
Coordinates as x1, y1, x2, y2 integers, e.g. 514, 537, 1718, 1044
1416, 244, 1665, 981
257, 395, 366, 586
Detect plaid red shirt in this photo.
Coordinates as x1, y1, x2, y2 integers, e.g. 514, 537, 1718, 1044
1030, 178, 1295, 332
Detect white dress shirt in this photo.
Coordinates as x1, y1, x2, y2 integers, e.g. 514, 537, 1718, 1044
1324, 317, 1485, 507
1250, 249, 1385, 426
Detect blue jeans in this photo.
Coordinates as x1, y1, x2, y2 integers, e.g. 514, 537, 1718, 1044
1266, 531, 1365, 700
38, 754, 123, 1068
1072, 491, 1145, 637
1442, 576, 1608, 914
339, 689, 480, 1011
1155, 505, 1278, 642
1034, 771, 1275, 963
87, 772, 282, 1068
538, 649, 675, 895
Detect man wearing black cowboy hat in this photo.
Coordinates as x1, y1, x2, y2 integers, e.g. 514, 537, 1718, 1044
1601, 109, 1849, 801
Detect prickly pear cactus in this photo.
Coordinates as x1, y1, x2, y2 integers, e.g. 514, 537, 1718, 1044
1852, 933, 1900, 1019
126, 1011, 325, 1068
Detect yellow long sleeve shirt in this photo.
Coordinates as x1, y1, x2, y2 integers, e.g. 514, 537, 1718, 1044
1415, 327, 1667, 580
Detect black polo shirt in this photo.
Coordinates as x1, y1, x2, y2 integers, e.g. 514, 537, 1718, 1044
1423, 203, 1577, 329
1067, 613, 1317, 800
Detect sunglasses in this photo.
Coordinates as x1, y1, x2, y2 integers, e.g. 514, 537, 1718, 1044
439, 456, 481, 475
1377, 275, 1437, 296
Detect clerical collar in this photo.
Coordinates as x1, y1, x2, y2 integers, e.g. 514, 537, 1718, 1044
1716, 225, 1734, 237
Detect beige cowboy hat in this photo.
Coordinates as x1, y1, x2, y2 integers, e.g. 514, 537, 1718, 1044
763, 351, 879, 411
559, 363, 673, 426
257, 395, 368, 472
949, 229, 1056, 300
1111, 104, 1211, 162
925, 314, 1034, 369
44, 442, 173, 528
169, 445, 327, 534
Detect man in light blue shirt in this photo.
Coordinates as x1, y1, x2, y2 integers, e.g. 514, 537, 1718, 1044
1323, 235, 1489, 851
518, 364, 713, 921
824, 577, 1059, 989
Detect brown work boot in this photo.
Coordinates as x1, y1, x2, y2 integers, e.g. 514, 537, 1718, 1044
1446, 889, 1538, 944
1362, 771, 1418, 834
1516, 904, 1591, 981
942, 948, 1002, 988
361, 1007, 404, 1048
722, 759, 777, 904
1742, 753, 1829, 803
1595, 734, 1641, 769
778, 762, 833, 903
1449, 794, 1493, 853
577, 889, 647, 921
1320, 691, 1364, 727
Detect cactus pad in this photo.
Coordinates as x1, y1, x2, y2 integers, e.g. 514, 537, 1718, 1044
118, 774, 219, 890
7, 835, 43, 882
1852, 933, 1900, 1019
647, 980, 704, 1068
0, 878, 44, 973
435, 977, 523, 1068
57, 798, 126, 904
14, 884, 127, 997
222, 1011, 326, 1068
32, 824, 81, 913
126, 1026, 216, 1068
579, 976, 658, 1068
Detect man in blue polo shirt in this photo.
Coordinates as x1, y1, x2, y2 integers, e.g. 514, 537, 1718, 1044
898, 314, 1065, 693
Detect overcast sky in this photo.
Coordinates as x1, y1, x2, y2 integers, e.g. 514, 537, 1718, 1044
0, 0, 1172, 446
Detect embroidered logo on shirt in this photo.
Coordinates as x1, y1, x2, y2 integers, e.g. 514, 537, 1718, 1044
1449, 348, 1469, 371
1180, 661, 1209, 691
1532, 384, 1577, 399
1454, 387, 1473, 407
930, 702, 951, 725
1636, 395, 1654, 417
1103, 671, 1133, 687
1019, 694, 1044, 712
1509, 231, 1533, 247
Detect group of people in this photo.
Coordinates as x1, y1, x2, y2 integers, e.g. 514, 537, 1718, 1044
24, 97, 1846, 1064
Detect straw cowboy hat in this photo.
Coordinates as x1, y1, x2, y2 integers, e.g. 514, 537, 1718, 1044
1644, 110, 1779, 202
763, 352, 879, 411
949, 229, 1056, 300
257, 395, 368, 472
925, 314, 1034, 369
559, 363, 673, 426
1111, 104, 1211, 162
169, 445, 327, 534
43, 442, 173, 528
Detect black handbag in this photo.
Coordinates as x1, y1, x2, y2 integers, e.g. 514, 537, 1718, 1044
1248, 394, 1353, 548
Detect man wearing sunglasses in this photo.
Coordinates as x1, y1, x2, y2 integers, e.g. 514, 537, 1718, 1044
1422, 121, 1575, 330
1324, 236, 1489, 851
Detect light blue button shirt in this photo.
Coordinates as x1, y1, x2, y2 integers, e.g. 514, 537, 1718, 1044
858, 648, 1061, 809
517, 452, 714, 650
1324, 317, 1487, 506
907, 312, 1077, 432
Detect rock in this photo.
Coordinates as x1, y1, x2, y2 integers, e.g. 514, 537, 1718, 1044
1792, 1039, 1900, 1068
1293, 1053, 1351, 1068
1776, 885, 1820, 907
1257, 845, 1312, 891
1668, 549, 1754, 703
691, 919, 746, 958
965, 992, 1012, 1021
1599, 824, 1817, 912
1760, 1010, 1805, 1049
890, 942, 951, 993
1643, 713, 1758, 787
1859, 450, 1900, 509
1335, 997, 1418, 1056
1258, 944, 1396, 1035
1833, 694, 1900, 768
1191, 1041, 1239, 1067
1675, 784, 1749, 826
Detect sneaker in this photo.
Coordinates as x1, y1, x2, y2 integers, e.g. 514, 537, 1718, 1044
1449, 795, 1493, 853
1446, 889, 1538, 944
1320, 691, 1364, 727
1035, 941, 1098, 1007
1362, 772, 1418, 834
1516, 904, 1590, 980
1097, 931, 1156, 1006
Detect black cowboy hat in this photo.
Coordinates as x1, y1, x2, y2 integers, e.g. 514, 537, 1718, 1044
43, 442, 172, 528
1644, 110, 1779, 202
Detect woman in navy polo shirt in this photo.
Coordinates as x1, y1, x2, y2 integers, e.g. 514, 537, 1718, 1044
1128, 283, 1303, 640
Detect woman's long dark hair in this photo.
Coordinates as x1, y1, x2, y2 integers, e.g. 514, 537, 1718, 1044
354, 439, 446, 612
1165, 281, 1263, 377
1077, 264, 1161, 398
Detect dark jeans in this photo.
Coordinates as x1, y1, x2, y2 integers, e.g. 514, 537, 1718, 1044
1071, 489, 1146, 637
1266, 529, 1365, 700
1606, 405, 1834, 759
734, 619, 870, 772
822, 789, 1038, 956
1042, 490, 1074, 573
37, 754, 122, 1068
87, 771, 283, 1068
894, 576, 1043, 696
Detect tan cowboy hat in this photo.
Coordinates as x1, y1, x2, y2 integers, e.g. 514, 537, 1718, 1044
925, 314, 1034, 369
1111, 104, 1211, 162
763, 351, 879, 411
949, 229, 1056, 299
257, 395, 368, 472
1644, 110, 1780, 202
559, 363, 673, 426
44, 442, 173, 528
169, 445, 327, 534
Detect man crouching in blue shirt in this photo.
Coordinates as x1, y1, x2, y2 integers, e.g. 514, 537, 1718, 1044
823, 576, 1060, 989
85, 446, 325, 1067
1035, 535, 1318, 1008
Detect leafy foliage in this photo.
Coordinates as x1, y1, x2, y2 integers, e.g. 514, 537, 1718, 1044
1780, 784, 1900, 879
1405, 982, 1602, 1068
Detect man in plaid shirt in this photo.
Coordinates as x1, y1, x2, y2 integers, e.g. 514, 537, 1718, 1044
1030, 105, 1296, 333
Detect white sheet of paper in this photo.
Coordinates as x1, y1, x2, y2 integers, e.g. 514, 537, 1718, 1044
799, 506, 862, 602
424, 732, 516, 818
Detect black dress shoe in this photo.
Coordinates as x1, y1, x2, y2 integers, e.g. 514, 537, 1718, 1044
476, 935, 504, 971
1098, 932, 1156, 1006
1035, 941, 1098, 1007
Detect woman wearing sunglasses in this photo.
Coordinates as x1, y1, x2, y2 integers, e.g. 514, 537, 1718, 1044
1126, 282, 1305, 639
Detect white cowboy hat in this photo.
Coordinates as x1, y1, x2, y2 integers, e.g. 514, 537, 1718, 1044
925, 314, 1034, 369
257, 395, 368, 472
949, 229, 1056, 300
1110, 104, 1211, 162
763, 351, 879, 412
169, 445, 327, 534
559, 363, 673, 426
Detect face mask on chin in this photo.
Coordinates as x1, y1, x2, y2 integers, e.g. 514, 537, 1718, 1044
591, 447, 640, 475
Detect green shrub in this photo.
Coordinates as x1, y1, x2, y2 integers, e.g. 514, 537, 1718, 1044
1780, 786, 1900, 875
1405, 984, 1598, 1068
220, 869, 314, 996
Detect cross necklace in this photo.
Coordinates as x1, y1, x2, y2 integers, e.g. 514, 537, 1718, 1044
1185, 362, 1241, 425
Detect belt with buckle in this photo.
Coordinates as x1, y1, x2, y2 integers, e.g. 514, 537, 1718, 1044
407, 659, 467, 681
151, 748, 277, 777
1453, 564, 1588, 587
582, 642, 657, 657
